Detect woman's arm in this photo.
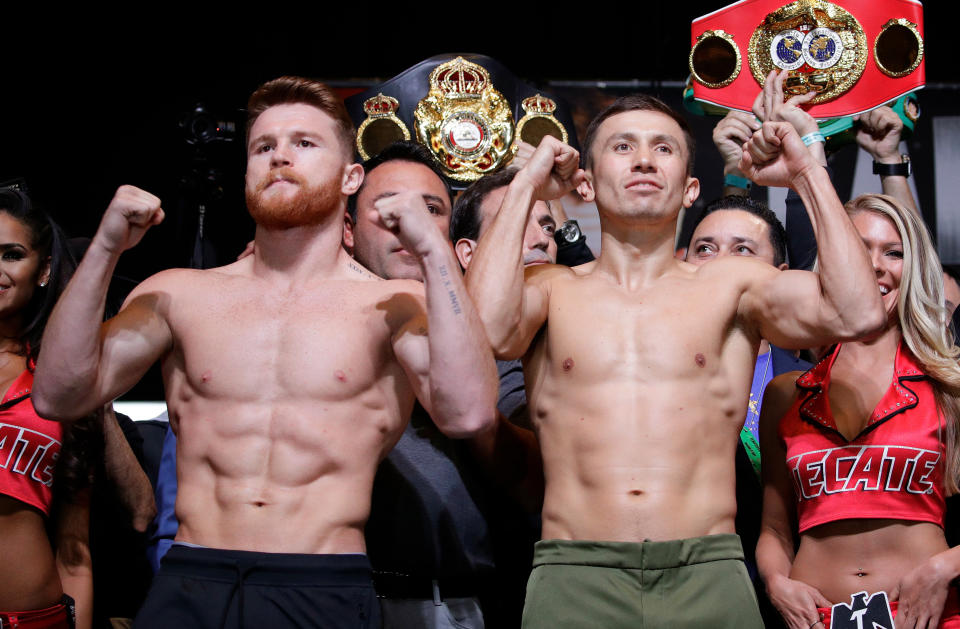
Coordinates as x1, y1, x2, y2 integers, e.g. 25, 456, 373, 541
55, 488, 93, 629
893, 538, 960, 628
757, 373, 832, 629
855, 107, 919, 215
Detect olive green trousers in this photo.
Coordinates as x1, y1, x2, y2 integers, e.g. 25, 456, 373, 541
521, 534, 763, 628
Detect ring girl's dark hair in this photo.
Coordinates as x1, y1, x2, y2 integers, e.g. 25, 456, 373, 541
0, 187, 77, 363
0, 187, 96, 501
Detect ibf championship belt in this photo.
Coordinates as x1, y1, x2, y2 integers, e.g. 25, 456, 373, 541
689, 0, 924, 118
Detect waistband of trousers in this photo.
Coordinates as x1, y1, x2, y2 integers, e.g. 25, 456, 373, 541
159, 544, 374, 587
532, 534, 745, 571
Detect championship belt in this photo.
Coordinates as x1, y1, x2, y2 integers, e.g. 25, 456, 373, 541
516, 94, 568, 148
414, 57, 515, 183
344, 54, 577, 188
689, 0, 925, 119
355, 94, 410, 161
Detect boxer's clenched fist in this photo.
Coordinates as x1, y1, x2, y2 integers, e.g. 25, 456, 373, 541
514, 136, 585, 202
738, 122, 818, 190
375, 191, 446, 260
95, 185, 164, 255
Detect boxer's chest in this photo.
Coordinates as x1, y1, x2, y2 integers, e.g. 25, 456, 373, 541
541, 275, 744, 381
165, 283, 401, 402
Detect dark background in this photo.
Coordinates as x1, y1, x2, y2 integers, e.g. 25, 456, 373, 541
2, 5, 954, 398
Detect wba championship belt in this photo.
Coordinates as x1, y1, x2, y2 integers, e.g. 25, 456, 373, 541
689, 0, 924, 119
344, 54, 576, 187
414, 57, 515, 183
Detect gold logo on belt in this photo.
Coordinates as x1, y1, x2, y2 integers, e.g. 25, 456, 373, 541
748, 0, 867, 104
414, 57, 515, 183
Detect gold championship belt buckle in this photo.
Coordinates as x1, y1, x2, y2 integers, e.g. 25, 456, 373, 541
748, 1, 867, 103
414, 57, 515, 183
356, 94, 411, 161
689, 0, 925, 118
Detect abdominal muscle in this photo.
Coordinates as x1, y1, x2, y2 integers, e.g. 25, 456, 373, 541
791, 520, 949, 604
170, 393, 404, 555
535, 378, 741, 543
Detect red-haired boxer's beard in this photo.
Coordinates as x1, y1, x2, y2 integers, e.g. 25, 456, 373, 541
246, 168, 341, 230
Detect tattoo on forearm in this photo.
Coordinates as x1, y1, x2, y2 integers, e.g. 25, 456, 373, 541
438, 264, 463, 315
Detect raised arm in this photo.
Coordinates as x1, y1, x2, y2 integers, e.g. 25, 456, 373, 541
855, 106, 919, 214
738, 122, 885, 349
33, 186, 172, 421
754, 71, 827, 170
377, 191, 498, 438
465, 137, 584, 358
756, 373, 831, 629
713, 109, 762, 197
757, 70, 826, 271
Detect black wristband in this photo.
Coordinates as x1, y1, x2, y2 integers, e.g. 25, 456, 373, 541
873, 156, 911, 178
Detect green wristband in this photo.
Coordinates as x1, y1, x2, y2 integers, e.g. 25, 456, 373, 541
801, 131, 825, 147
724, 173, 752, 190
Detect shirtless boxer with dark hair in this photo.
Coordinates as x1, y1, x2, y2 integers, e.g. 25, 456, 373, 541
465, 95, 885, 628
32, 76, 498, 628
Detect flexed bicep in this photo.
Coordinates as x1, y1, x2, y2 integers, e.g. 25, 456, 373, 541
96, 285, 175, 405
392, 308, 431, 414
501, 277, 551, 361
742, 267, 847, 350
35, 272, 175, 421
